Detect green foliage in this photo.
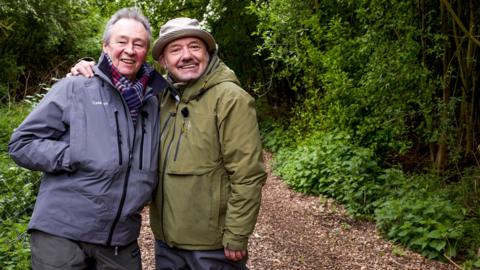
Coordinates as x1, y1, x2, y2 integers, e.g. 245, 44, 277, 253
0, 0, 104, 102
0, 102, 40, 268
0, 102, 32, 150
373, 170, 480, 261
205, 0, 266, 88
447, 168, 480, 257
0, 155, 38, 268
93, 0, 209, 32
375, 192, 464, 259
264, 120, 479, 261
273, 131, 382, 216
0, 218, 30, 270
0, 154, 40, 223
250, 0, 438, 158
259, 119, 296, 152
252, 0, 480, 260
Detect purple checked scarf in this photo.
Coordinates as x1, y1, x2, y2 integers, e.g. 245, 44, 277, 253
105, 54, 153, 126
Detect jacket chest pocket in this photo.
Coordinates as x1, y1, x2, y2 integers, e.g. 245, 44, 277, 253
69, 101, 121, 174
167, 112, 221, 175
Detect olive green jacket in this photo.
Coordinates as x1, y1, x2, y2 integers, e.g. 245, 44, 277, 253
150, 55, 266, 251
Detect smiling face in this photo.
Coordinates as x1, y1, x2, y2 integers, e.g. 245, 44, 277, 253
159, 37, 210, 83
103, 18, 149, 80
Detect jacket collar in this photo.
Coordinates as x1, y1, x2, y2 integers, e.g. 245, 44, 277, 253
94, 52, 169, 100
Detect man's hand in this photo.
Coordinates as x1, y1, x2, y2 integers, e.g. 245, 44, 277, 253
70, 60, 95, 78
224, 247, 247, 261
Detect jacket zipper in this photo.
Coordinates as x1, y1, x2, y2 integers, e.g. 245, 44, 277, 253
107, 151, 133, 246
114, 111, 123, 165
139, 111, 148, 170
107, 97, 135, 246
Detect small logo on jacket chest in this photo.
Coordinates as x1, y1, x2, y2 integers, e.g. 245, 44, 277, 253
92, 101, 109, 106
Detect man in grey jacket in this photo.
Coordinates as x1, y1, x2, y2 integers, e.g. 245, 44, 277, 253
8, 8, 167, 270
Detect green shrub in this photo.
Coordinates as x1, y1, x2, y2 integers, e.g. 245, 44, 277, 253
446, 168, 480, 262
0, 217, 30, 270
0, 103, 32, 151
259, 119, 296, 152
375, 193, 464, 259
0, 102, 40, 269
0, 154, 40, 222
374, 172, 466, 259
274, 131, 382, 216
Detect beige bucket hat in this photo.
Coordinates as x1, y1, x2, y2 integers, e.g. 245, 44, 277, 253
152, 17, 217, 60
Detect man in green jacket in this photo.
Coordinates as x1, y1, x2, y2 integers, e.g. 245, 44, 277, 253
72, 17, 266, 270
151, 17, 266, 269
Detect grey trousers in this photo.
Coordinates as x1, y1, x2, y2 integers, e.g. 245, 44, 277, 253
155, 240, 248, 270
30, 230, 142, 270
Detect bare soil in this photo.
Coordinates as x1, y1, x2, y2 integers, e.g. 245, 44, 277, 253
139, 152, 457, 270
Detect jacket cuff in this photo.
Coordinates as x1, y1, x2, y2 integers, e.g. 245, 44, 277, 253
222, 231, 249, 251
60, 147, 75, 172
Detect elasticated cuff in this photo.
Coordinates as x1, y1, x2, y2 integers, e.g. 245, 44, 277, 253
222, 231, 249, 251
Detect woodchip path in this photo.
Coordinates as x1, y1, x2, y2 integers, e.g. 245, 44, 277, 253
138, 152, 457, 270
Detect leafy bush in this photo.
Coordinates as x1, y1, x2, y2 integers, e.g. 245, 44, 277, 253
266, 123, 475, 260
0, 154, 40, 223
0, 217, 31, 270
0, 102, 40, 268
273, 131, 382, 216
252, 0, 480, 264
259, 119, 297, 152
0, 0, 103, 102
0, 103, 32, 150
375, 193, 464, 259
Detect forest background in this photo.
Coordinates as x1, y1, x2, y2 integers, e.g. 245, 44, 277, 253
1, 0, 479, 269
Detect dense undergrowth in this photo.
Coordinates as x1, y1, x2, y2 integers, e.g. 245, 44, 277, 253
260, 119, 480, 268
251, 0, 480, 268
0, 102, 41, 269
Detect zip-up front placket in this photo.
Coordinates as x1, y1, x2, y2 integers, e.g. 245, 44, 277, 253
107, 94, 136, 247
107, 148, 133, 246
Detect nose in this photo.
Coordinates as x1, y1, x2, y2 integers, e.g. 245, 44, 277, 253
124, 43, 135, 55
180, 47, 193, 59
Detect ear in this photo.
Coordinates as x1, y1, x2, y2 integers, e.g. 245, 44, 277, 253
159, 56, 166, 69
102, 42, 108, 53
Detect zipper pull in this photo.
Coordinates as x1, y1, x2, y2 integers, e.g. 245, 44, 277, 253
115, 246, 118, 256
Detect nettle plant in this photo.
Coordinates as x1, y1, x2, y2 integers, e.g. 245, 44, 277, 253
273, 131, 383, 216
375, 192, 464, 259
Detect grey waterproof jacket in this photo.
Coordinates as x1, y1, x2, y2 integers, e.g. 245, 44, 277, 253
8, 55, 167, 246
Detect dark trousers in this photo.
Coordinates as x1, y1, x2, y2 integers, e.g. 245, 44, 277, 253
155, 240, 248, 270
30, 230, 142, 270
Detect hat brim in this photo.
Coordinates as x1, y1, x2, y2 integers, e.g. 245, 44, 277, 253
152, 28, 217, 60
